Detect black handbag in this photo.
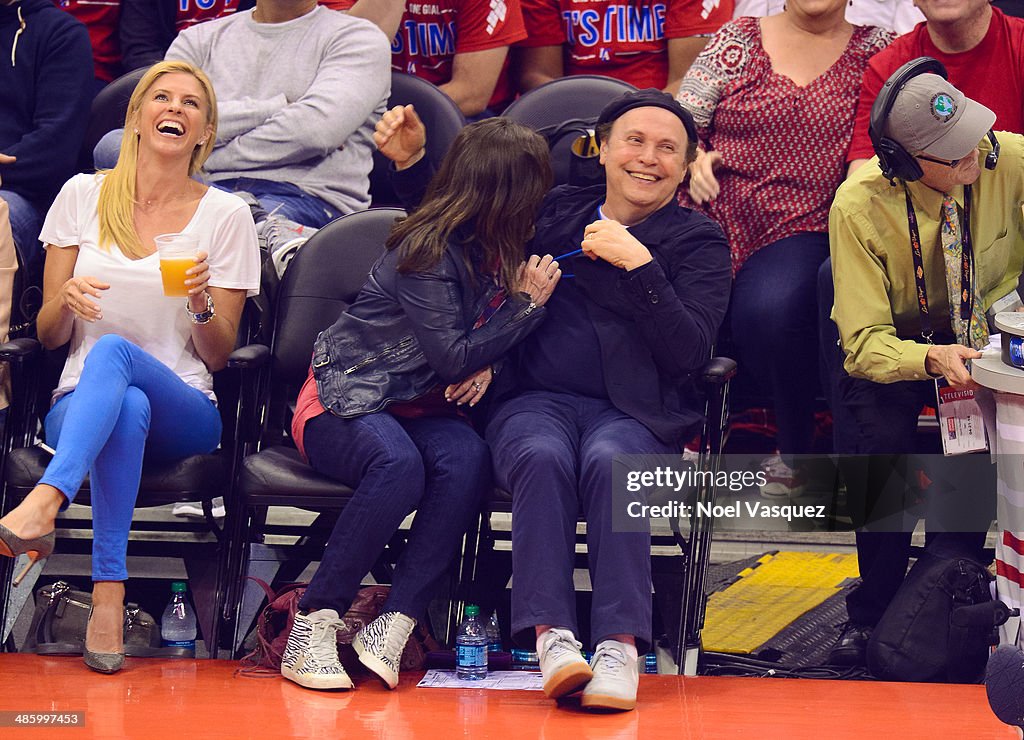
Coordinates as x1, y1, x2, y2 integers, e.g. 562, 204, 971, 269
867, 554, 1013, 682
23, 581, 192, 658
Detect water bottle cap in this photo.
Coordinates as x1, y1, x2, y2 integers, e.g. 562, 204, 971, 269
465, 604, 480, 617
171, 581, 187, 593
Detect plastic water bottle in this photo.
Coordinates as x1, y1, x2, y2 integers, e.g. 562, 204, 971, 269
161, 581, 197, 651
455, 604, 488, 680
486, 610, 501, 653
511, 648, 539, 670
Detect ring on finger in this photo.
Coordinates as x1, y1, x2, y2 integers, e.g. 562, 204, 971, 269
473, 382, 483, 390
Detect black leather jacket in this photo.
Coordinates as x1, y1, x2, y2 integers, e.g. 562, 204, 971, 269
311, 226, 546, 418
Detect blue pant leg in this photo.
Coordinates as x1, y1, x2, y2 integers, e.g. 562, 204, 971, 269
213, 178, 339, 228
0, 189, 43, 266
41, 335, 222, 581
40, 335, 221, 501
298, 410, 426, 613
578, 400, 673, 653
818, 257, 858, 454
730, 233, 829, 455
382, 417, 491, 619
487, 391, 582, 648
92, 129, 123, 171
89, 387, 149, 582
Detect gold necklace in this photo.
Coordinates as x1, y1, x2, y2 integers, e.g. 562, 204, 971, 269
136, 182, 195, 210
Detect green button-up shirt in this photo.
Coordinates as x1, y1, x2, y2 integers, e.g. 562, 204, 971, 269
830, 133, 1024, 383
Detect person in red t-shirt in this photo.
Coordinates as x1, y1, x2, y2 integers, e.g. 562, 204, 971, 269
56, 0, 121, 90
514, 0, 734, 94
847, 0, 1024, 171
327, 0, 528, 117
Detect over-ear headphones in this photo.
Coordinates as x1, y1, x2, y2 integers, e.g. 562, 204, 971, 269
869, 56, 1000, 182
869, 57, 948, 183
984, 128, 1001, 170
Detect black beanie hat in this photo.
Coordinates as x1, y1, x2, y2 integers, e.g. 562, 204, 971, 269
595, 88, 698, 146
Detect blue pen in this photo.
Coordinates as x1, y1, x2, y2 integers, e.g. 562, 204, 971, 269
552, 247, 583, 278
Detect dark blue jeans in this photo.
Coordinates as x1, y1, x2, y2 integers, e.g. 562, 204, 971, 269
298, 411, 490, 619
0, 189, 43, 267
487, 391, 674, 654
817, 256, 857, 454
730, 233, 830, 455
211, 178, 339, 228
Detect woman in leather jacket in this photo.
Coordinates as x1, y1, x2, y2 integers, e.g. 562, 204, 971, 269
280, 112, 560, 692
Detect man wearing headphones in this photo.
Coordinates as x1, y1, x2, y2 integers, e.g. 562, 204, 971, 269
827, 58, 1024, 665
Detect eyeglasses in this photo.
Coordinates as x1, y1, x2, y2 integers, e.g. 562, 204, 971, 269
915, 153, 961, 168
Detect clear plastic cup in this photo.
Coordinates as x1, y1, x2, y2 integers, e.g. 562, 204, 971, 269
154, 232, 199, 297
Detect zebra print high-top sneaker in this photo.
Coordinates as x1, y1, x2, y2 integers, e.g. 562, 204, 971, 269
353, 611, 416, 689
281, 609, 353, 690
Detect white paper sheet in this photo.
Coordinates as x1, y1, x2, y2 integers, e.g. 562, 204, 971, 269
416, 669, 544, 691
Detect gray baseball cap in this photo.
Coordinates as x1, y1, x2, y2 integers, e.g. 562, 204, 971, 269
884, 73, 996, 160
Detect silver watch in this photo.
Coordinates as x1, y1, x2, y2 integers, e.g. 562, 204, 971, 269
185, 292, 216, 325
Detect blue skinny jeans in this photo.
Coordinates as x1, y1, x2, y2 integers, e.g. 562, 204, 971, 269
41, 335, 221, 581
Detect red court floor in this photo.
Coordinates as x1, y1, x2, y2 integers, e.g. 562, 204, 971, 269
0, 654, 1015, 739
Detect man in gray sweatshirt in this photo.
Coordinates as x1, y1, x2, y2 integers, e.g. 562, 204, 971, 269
164, 0, 391, 228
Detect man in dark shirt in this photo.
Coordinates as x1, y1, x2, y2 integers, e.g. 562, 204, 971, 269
488, 91, 729, 712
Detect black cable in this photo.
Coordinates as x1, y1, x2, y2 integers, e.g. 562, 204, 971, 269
700, 651, 870, 680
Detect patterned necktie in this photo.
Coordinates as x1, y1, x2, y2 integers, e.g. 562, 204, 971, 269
940, 193, 989, 349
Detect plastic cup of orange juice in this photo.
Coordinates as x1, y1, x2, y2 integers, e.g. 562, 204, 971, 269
154, 233, 199, 297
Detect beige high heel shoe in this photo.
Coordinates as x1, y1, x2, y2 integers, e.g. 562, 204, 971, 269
0, 523, 55, 585
83, 606, 125, 674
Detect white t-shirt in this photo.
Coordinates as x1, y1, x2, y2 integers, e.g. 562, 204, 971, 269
39, 173, 261, 403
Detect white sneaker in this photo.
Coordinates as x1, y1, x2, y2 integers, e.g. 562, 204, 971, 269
171, 497, 225, 518
281, 609, 353, 690
353, 611, 416, 689
759, 454, 806, 498
581, 640, 639, 711
537, 628, 593, 699
257, 214, 317, 278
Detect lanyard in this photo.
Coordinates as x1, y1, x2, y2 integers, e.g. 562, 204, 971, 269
904, 183, 974, 344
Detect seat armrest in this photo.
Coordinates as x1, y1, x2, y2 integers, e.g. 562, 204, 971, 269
700, 356, 737, 388
227, 343, 270, 369
0, 337, 41, 364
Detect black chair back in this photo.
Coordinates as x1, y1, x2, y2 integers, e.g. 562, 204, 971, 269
369, 72, 466, 206
78, 67, 148, 172
501, 75, 637, 186
271, 208, 406, 387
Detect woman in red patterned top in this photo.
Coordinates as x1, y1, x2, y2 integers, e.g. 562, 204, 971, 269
676, 0, 891, 494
